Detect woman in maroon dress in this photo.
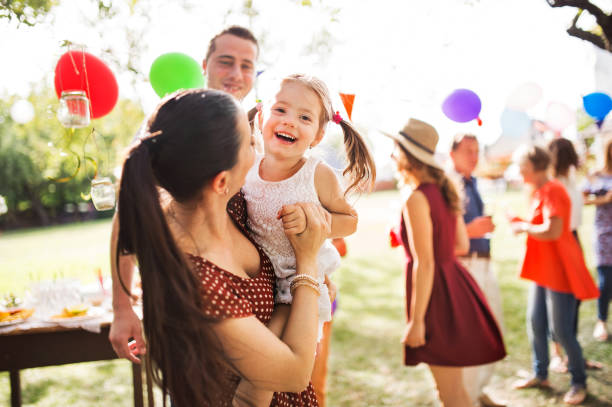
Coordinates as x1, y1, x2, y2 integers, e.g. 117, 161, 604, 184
385, 118, 506, 407
116, 89, 328, 406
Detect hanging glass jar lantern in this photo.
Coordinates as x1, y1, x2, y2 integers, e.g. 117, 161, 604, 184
57, 90, 90, 128
0, 195, 7, 215
90, 177, 115, 211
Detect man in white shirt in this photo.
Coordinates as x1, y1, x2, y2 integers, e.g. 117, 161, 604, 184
450, 133, 505, 407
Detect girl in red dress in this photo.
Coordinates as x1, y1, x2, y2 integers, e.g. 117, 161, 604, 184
385, 118, 506, 407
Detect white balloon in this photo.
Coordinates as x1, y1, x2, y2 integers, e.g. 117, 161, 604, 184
10, 99, 35, 124
546, 102, 575, 131
486, 133, 530, 159
506, 82, 543, 112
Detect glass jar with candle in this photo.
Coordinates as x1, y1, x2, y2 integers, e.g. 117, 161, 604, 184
57, 90, 90, 128
0, 195, 7, 215
90, 177, 115, 211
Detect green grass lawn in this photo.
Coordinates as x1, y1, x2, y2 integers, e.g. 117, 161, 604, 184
0, 219, 113, 295
1, 190, 611, 406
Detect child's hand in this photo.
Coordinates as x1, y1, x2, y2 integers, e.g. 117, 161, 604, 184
278, 204, 307, 235
284, 203, 331, 265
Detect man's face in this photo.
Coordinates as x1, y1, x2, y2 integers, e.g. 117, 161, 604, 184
203, 34, 257, 101
451, 137, 479, 177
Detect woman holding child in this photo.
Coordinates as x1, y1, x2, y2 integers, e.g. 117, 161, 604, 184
116, 89, 327, 406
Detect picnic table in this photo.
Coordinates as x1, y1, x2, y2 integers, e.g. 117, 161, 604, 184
0, 315, 153, 407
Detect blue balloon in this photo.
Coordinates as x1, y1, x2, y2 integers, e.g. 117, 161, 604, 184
583, 92, 612, 121
442, 89, 482, 123
500, 108, 531, 138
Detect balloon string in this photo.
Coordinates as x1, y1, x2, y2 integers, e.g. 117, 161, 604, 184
67, 47, 80, 76
81, 128, 101, 200
81, 48, 95, 119
79, 155, 98, 201
47, 128, 81, 183
82, 128, 100, 180
56, 45, 73, 99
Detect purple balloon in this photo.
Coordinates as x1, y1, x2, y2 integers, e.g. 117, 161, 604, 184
442, 89, 482, 123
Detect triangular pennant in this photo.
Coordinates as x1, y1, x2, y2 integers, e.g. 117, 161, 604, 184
339, 93, 355, 121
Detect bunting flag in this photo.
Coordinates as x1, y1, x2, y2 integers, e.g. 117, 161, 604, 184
339, 93, 355, 121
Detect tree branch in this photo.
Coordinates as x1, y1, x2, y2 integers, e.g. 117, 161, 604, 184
548, 0, 612, 51
567, 23, 608, 50
547, 0, 608, 25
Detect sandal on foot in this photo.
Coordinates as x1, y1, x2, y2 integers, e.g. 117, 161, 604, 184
563, 385, 586, 405
551, 356, 568, 373
585, 360, 603, 370
513, 377, 551, 389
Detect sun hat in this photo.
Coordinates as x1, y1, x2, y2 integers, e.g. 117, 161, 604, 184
382, 118, 442, 170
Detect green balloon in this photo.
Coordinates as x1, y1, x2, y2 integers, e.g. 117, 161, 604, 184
149, 52, 205, 98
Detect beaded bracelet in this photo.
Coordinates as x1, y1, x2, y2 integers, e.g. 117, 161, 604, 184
291, 274, 319, 287
290, 279, 321, 297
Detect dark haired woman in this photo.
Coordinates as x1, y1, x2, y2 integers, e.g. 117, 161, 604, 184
116, 88, 327, 406
584, 137, 612, 342
547, 138, 602, 373
385, 118, 505, 407
510, 146, 598, 405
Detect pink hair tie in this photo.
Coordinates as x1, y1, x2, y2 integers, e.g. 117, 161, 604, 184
332, 111, 342, 124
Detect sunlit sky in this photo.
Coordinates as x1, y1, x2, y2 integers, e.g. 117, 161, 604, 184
1, 0, 610, 165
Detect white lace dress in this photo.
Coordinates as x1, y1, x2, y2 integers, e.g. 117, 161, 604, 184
243, 154, 340, 339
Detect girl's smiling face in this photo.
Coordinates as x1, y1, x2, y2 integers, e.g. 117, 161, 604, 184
261, 81, 324, 161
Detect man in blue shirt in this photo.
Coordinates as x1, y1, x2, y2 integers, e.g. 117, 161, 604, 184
450, 133, 505, 407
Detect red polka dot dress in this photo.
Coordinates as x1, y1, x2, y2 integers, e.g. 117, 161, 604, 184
188, 192, 319, 406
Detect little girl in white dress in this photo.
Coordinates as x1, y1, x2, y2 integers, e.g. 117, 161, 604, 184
244, 152, 342, 338
238, 73, 375, 406
244, 73, 374, 324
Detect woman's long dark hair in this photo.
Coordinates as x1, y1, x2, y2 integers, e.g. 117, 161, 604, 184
116, 89, 242, 406
548, 138, 579, 178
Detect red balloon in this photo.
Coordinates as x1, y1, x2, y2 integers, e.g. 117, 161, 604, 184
54, 51, 118, 119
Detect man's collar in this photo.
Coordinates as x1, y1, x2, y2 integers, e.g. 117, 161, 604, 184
462, 174, 476, 185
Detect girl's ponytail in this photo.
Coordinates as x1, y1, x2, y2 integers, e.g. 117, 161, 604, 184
281, 74, 377, 194
337, 119, 376, 194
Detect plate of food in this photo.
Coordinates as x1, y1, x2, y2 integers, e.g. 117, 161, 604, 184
0, 308, 35, 327
48, 304, 104, 323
